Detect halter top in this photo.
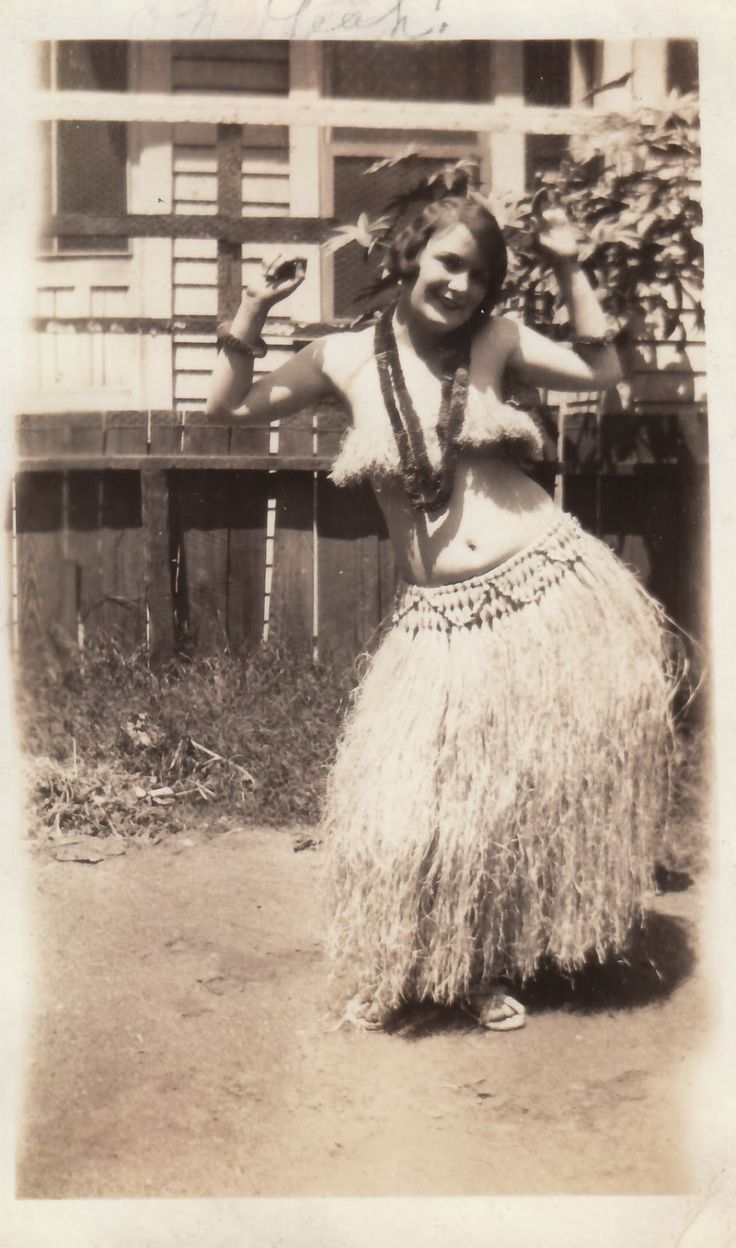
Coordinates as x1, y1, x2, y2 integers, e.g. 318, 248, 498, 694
327, 315, 544, 488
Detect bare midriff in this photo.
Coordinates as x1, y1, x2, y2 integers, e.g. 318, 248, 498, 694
373, 451, 558, 586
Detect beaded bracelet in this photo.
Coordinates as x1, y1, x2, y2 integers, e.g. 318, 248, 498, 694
572, 332, 618, 348
216, 322, 268, 359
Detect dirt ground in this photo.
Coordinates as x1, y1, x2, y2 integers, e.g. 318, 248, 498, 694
17, 823, 707, 1198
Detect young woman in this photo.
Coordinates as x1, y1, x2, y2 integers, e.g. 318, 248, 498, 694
206, 196, 678, 1033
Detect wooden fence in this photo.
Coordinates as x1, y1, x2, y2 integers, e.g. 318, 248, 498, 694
10, 391, 709, 667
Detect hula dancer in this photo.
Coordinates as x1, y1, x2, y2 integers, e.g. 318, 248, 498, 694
206, 195, 680, 1033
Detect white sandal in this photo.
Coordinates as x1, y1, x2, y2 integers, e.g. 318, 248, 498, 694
462, 991, 526, 1032
341, 994, 391, 1032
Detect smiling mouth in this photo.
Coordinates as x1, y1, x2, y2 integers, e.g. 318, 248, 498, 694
434, 293, 466, 312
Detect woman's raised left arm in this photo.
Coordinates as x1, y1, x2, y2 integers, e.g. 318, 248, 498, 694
505, 208, 622, 392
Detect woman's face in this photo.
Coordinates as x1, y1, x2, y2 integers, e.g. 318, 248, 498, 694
406, 222, 490, 334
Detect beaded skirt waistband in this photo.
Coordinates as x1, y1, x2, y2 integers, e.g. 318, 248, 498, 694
392, 512, 585, 632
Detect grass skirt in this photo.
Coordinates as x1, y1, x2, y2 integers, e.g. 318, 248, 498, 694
322, 511, 681, 1011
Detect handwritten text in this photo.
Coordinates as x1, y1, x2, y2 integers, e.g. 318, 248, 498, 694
264, 0, 448, 41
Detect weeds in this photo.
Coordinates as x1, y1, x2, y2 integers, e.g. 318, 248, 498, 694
15, 632, 710, 874
16, 636, 355, 841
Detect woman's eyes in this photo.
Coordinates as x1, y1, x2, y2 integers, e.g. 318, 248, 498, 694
438, 254, 463, 272
437, 254, 486, 282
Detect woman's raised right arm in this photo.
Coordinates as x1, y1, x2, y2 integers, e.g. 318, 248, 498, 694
205, 257, 336, 423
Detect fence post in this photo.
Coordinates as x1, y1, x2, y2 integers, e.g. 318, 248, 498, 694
141, 467, 174, 663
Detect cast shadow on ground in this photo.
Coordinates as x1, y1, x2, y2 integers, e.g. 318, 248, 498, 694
384, 906, 696, 1040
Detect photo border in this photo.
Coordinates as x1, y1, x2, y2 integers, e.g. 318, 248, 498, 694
2, 3, 733, 1244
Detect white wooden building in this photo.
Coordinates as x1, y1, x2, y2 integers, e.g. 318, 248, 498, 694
29, 38, 699, 415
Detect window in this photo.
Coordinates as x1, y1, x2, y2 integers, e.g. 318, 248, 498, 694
667, 40, 699, 96
525, 134, 569, 190
171, 41, 289, 94
326, 41, 490, 102
523, 41, 572, 189
38, 41, 129, 252
523, 41, 571, 106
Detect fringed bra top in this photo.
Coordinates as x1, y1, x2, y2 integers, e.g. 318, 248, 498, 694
325, 316, 544, 490
329, 393, 543, 488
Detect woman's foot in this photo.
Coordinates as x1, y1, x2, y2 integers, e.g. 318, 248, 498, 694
462, 989, 526, 1032
342, 995, 392, 1032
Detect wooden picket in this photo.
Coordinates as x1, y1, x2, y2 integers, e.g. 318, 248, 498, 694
14, 471, 66, 646
316, 476, 395, 664
225, 470, 271, 653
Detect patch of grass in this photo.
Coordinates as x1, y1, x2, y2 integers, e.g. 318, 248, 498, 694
17, 631, 355, 841
16, 628, 711, 874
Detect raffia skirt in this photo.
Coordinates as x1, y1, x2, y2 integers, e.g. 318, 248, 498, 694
321, 510, 681, 1011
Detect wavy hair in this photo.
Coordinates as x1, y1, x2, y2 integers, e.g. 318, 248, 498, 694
385, 196, 507, 329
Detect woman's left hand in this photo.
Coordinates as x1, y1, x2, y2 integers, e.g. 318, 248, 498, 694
535, 206, 580, 265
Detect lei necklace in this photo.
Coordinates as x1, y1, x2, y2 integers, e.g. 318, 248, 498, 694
374, 304, 470, 515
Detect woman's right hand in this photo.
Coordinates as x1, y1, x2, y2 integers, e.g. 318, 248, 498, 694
246, 255, 308, 309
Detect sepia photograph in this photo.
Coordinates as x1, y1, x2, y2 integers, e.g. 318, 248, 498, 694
2, 8, 733, 1245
